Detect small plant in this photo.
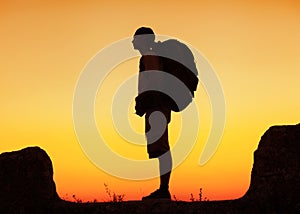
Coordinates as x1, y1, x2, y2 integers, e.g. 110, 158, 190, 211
189, 187, 209, 202
190, 193, 195, 202
199, 188, 202, 202
104, 183, 125, 202
62, 193, 70, 201
173, 194, 178, 201
72, 194, 82, 203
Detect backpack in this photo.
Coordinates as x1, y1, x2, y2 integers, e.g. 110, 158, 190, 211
155, 39, 199, 112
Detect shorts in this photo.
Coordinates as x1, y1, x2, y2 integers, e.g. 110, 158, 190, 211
145, 107, 171, 159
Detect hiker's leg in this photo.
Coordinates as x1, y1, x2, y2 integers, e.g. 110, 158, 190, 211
145, 108, 172, 188
143, 108, 172, 200
142, 151, 172, 200
159, 150, 172, 190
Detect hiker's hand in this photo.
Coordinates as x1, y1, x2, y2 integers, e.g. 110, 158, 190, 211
135, 104, 145, 117
135, 96, 145, 117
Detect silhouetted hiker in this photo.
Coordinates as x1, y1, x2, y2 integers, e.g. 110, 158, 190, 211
132, 27, 172, 200
132, 27, 199, 201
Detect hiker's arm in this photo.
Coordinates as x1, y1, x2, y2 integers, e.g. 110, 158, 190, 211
143, 55, 164, 88
135, 55, 165, 116
143, 55, 161, 71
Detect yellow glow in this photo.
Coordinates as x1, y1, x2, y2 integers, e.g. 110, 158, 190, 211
1, 0, 300, 201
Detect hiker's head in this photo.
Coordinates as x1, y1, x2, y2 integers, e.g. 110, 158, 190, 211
132, 27, 155, 53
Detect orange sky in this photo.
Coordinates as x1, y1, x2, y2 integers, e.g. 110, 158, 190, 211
1, 0, 300, 201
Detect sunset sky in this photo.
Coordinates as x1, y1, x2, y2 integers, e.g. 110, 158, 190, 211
1, 0, 299, 201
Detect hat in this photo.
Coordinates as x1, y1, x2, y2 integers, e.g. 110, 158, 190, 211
134, 27, 155, 36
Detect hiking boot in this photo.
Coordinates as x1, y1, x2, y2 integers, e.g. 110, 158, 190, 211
142, 188, 171, 201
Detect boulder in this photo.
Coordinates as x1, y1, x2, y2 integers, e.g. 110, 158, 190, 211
243, 123, 300, 210
0, 146, 60, 211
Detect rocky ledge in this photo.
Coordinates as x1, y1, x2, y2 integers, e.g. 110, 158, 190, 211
0, 123, 299, 213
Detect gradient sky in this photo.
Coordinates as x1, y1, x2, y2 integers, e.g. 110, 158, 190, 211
1, 0, 300, 201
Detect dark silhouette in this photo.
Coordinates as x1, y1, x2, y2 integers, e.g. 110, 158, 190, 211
0, 147, 60, 212
242, 124, 300, 211
153, 39, 199, 112
132, 27, 199, 200
133, 27, 173, 200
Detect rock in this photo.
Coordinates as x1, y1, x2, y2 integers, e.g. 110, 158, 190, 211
0, 146, 60, 211
1, 123, 299, 213
243, 123, 300, 210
